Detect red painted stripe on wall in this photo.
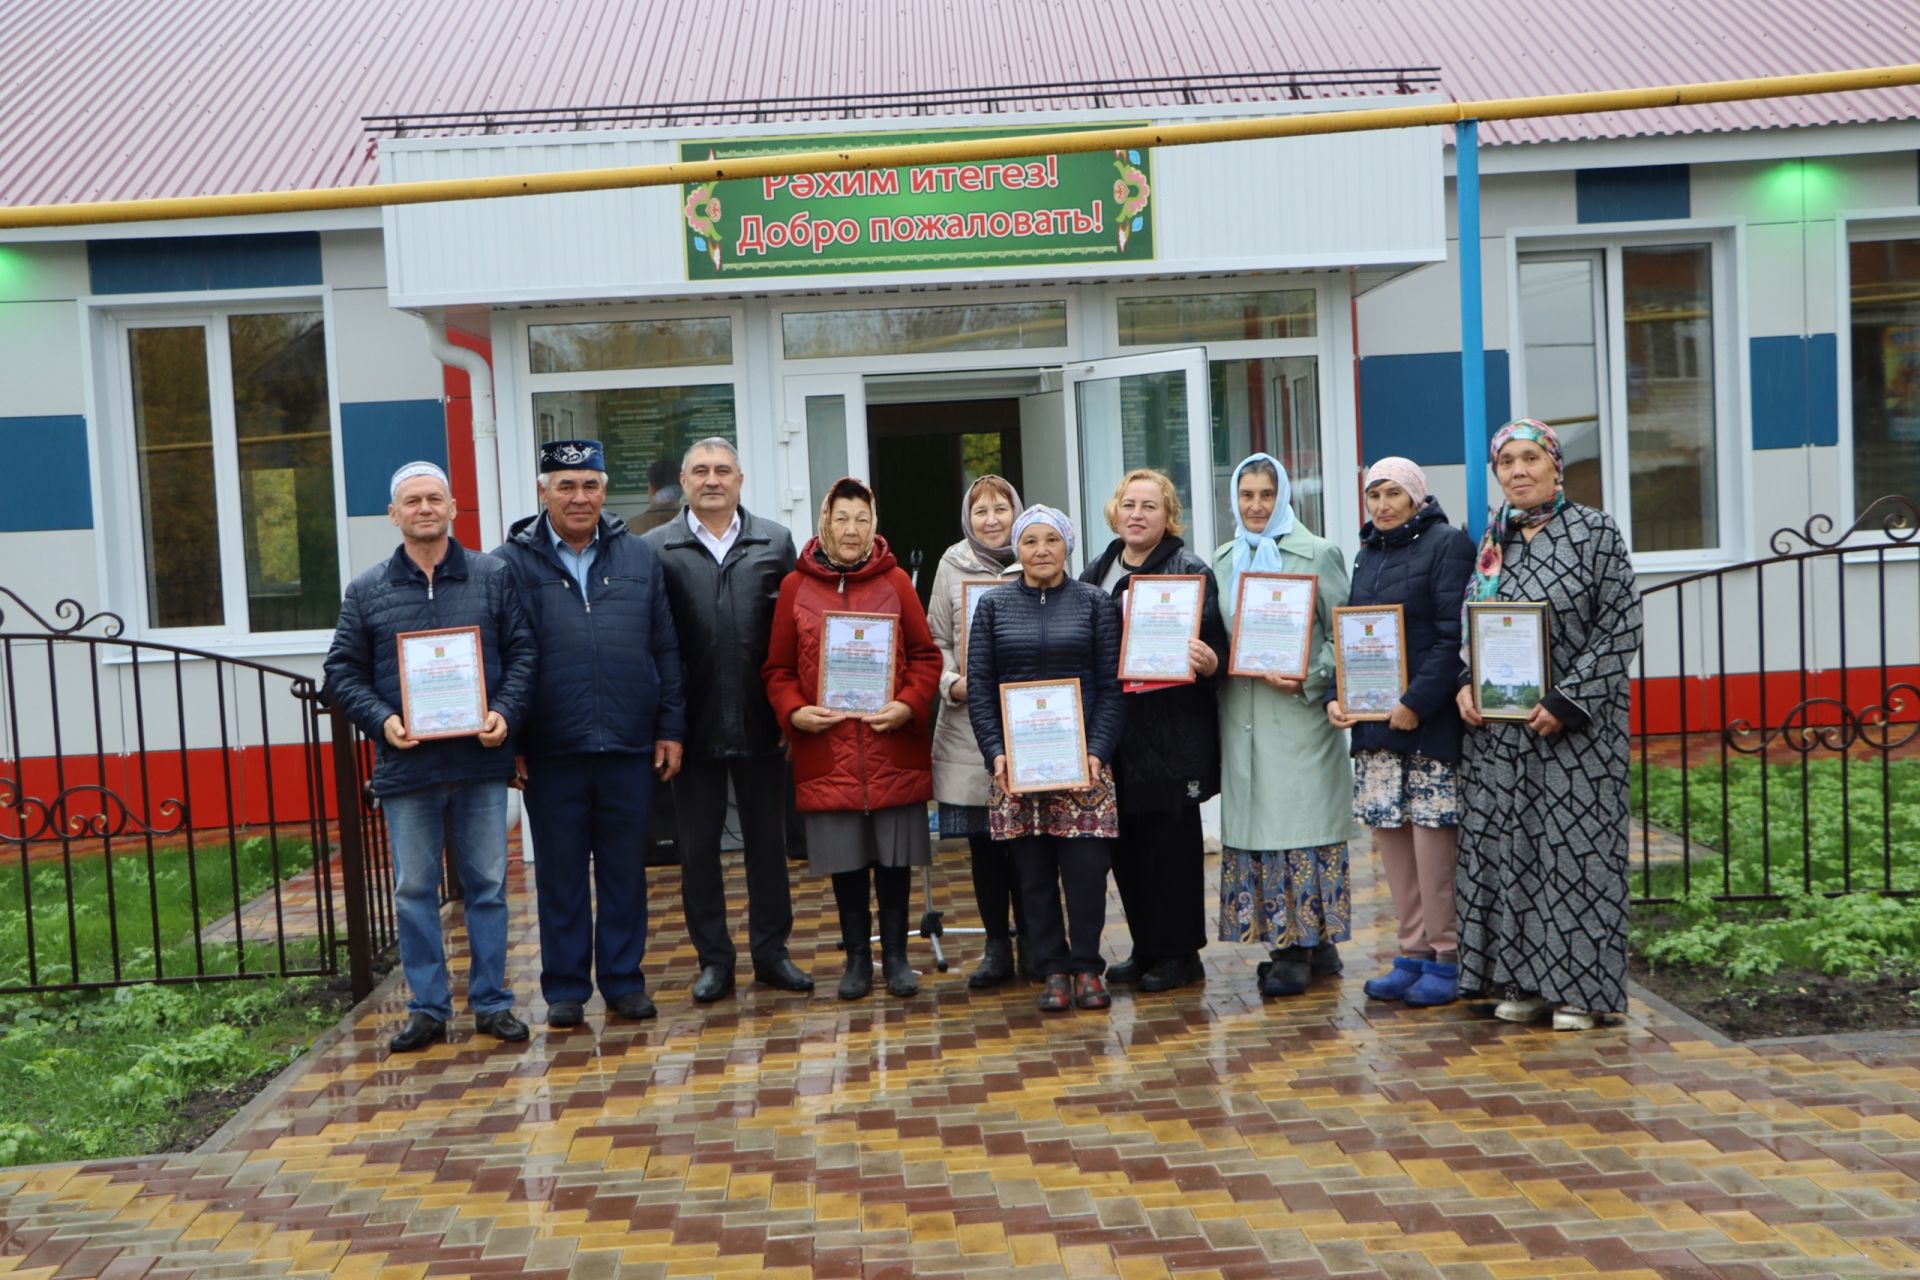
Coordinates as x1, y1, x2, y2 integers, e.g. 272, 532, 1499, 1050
1630, 666, 1920, 737
440, 327, 492, 551
1, 744, 336, 840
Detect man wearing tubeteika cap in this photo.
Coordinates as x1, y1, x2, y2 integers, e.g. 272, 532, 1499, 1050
494, 440, 687, 1027
323, 460, 537, 1052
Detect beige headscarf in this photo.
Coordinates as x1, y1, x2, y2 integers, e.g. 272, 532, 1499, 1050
817, 476, 878, 569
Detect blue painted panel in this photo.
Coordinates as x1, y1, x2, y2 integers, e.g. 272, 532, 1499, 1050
1359, 350, 1511, 467
88, 233, 322, 295
0, 416, 92, 531
1750, 333, 1839, 449
1575, 165, 1690, 223
341, 399, 449, 516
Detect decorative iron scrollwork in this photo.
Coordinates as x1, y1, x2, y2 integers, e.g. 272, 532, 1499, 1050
1769, 495, 1920, 556
0, 776, 186, 845
0, 587, 125, 638
1726, 685, 1920, 755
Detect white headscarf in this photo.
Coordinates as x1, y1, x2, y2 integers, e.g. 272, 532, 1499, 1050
1223, 453, 1295, 616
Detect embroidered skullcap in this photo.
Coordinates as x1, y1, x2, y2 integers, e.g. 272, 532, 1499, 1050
539, 439, 607, 473
389, 461, 450, 500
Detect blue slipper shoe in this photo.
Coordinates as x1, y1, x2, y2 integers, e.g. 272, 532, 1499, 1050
1403, 959, 1460, 1007
1362, 955, 1425, 1001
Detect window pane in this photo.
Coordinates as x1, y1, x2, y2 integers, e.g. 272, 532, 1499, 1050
1518, 259, 1606, 511
1077, 370, 1194, 550
1623, 244, 1718, 551
1208, 357, 1324, 538
805, 395, 850, 517
1118, 289, 1316, 345
781, 302, 1066, 359
1850, 237, 1920, 517
129, 327, 221, 629
533, 385, 737, 530
230, 312, 339, 632
529, 317, 732, 373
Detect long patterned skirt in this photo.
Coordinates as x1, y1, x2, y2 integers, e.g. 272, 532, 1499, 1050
1217, 842, 1351, 947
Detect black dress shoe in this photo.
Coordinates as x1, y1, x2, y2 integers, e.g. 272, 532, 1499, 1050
691, 965, 736, 1003
967, 937, 1015, 989
546, 1001, 585, 1028
1137, 953, 1206, 993
475, 1008, 529, 1042
611, 990, 658, 1020
1105, 955, 1145, 985
388, 1013, 447, 1053
752, 958, 815, 992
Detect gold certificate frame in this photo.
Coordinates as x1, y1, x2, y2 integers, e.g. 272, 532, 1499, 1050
396, 625, 490, 741
1117, 574, 1205, 684
1467, 601, 1554, 721
1331, 604, 1408, 722
1228, 571, 1318, 681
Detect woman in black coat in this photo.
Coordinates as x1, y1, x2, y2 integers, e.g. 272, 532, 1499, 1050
1080, 468, 1227, 993
967, 506, 1126, 1013
1326, 458, 1475, 1007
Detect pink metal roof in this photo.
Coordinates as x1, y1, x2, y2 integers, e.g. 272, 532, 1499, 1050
2, 0, 1917, 207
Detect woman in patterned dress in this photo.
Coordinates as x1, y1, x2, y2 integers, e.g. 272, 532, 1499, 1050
966, 506, 1127, 1013
1211, 454, 1355, 998
1327, 458, 1476, 1008
1454, 421, 1642, 1032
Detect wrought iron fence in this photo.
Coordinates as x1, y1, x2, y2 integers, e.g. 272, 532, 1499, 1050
1632, 495, 1920, 904
0, 588, 396, 998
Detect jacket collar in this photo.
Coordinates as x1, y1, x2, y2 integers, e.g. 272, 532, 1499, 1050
796, 533, 897, 584
1360, 497, 1449, 550
508, 510, 627, 548
1086, 533, 1187, 584
387, 537, 468, 584
657, 503, 774, 551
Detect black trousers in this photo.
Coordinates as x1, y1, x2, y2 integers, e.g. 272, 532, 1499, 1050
1111, 804, 1208, 964
1007, 835, 1113, 976
522, 752, 653, 1003
671, 754, 795, 972
968, 833, 1028, 939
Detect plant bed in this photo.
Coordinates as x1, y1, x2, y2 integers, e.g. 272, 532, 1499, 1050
1630, 952, 1920, 1040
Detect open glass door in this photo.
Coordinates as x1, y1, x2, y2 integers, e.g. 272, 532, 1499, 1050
780, 373, 869, 537
1064, 348, 1214, 570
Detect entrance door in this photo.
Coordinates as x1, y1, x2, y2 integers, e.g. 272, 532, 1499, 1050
1063, 348, 1215, 569
779, 373, 868, 536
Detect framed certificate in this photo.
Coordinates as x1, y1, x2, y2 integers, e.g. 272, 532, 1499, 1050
818, 611, 898, 713
396, 626, 489, 740
1331, 605, 1408, 721
1468, 602, 1553, 720
999, 679, 1090, 794
957, 578, 1005, 671
1228, 572, 1317, 680
1117, 574, 1205, 683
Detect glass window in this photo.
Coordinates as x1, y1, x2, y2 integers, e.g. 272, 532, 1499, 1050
533, 386, 737, 531
1850, 236, 1920, 516
1622, 245, 1717, 552
781, 301, 1067, 360
528, 317, 732, 373
1207, 357, 1324, 537
130, 327, 221, 629
229, 313, 340, 631
1077, 369, 1193, 550
1117, 289, 1316, 345
1518, 258, 1606, 511
805, 394, 850, 516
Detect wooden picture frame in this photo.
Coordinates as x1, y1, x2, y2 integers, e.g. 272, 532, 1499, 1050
1227, 571, 1318, 681
1116, 574, 1205, 684
395, 625, 490, 740
816, 610, 899, 714
1330, 604, 1408, 722
998, 677, 1090, 794
957, 578, 1005, 673
1467, 601, 1554, 721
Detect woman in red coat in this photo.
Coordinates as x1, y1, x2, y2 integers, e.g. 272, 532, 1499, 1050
763, 477, 942, 1000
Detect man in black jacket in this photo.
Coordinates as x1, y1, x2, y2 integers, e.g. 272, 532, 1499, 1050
323, 461, 537, 1053
644, 437, 811, 1001
495, 440, 686, 1028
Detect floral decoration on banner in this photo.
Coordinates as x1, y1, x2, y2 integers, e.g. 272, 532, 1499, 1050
1112, 150, 1151, 251
682, 153, 724, 270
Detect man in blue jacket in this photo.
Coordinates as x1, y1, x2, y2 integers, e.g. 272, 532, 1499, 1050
495, 440, 687, 1028
324, 461, 537, 1053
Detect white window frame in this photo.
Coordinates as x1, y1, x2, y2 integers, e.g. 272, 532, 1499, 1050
507, 301, 750, 519
1836, 210, 1920, 536
1506, 220, 1750, 570
95, 289, 347, 655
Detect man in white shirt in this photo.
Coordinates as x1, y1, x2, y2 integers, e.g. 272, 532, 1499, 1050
644, 438, 812, 1000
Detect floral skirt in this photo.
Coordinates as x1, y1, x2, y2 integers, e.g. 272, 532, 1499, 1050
1217, 842, 1352, 947
989, 765, 1119, 841
1352, 750, 1460, 830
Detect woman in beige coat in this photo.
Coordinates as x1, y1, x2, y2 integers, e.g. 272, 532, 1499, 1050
928, 474, 1028, 987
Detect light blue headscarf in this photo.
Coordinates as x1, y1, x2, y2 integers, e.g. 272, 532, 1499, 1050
1223, 453, 1296, 616
1011, 504, 1075, 558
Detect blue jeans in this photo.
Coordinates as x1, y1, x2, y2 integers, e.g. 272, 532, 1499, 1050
381, 780, 514, 1022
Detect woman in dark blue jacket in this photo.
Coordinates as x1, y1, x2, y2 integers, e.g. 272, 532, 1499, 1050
967, 506, 1126, 1013
1326, 458, 1475, 1007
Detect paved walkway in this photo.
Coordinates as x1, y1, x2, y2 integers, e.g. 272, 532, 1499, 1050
5, 844, 1920, 1280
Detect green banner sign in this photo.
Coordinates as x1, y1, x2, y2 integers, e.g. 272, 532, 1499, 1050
680, 127, 1153, 280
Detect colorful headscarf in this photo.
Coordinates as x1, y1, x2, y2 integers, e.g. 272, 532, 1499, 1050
961, 475, 1023, 567
1011, 504, 1075, 559
817, 476, 877, 570
1362, 456, 1429, 509
1222, 453, 1295, 617
1465, 419, 1567, 613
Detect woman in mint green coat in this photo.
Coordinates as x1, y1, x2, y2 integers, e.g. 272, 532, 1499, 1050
1212, 453, 1354, 999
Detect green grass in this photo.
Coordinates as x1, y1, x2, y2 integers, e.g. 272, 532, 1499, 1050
0, 834, 319, 989
1630, 758, 1920, 981
0, 834, 341, 1167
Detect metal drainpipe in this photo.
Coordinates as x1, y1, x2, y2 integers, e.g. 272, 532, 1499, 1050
427, 319, 503, 550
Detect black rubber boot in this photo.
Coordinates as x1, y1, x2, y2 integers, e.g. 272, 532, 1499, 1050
838, 944, 874, 1000
879, 898, 919, 997
968, 936, 1015, 989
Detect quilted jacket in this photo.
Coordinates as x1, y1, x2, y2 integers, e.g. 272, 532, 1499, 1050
965, 575, 1126, 771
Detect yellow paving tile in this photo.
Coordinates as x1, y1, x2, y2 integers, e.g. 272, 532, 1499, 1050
958, 1222, 1011, 1255
1061, 1243, 1117, 1276
1010, 1233, 1064, 1266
